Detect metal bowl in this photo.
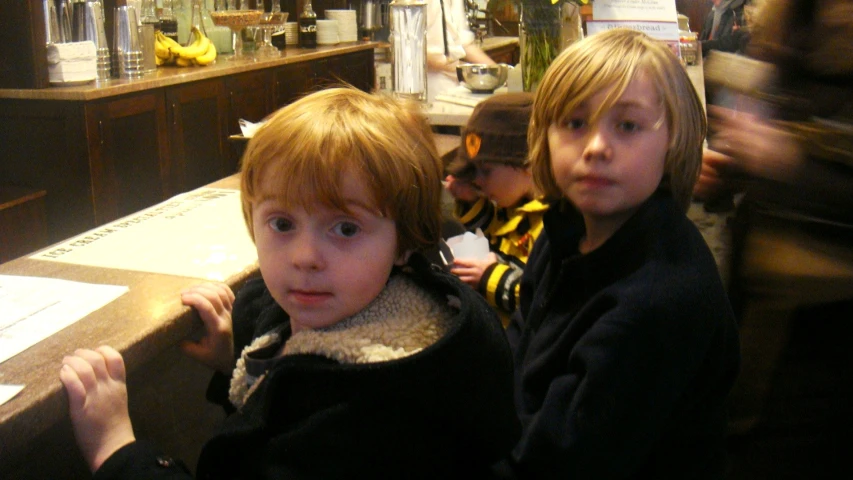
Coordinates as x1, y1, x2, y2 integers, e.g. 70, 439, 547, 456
456, 63, 509, 93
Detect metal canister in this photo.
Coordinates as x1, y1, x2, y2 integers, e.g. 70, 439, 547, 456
389, 0, 427, 102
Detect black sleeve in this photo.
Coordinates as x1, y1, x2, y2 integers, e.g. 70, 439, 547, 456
205, 275, 275, 411
92, 440, 192, 480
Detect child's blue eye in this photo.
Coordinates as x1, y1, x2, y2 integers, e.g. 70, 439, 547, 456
333, 222, 360, 238
618, 121, 640, 133
566, 118, 587, 130
269, 217, 293, 233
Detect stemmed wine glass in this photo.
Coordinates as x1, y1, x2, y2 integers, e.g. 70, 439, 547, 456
256, 11, 288, 57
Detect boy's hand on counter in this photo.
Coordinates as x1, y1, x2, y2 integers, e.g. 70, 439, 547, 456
180, 282, 236, 374
60, 346, 136, 473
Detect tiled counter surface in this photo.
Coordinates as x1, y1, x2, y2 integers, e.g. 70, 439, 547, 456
0, 42, 379, 102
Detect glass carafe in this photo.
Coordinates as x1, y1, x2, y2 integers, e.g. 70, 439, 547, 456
207, 0, 233, 53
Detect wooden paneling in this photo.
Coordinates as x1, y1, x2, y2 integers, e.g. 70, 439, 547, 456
166, 79, 231, 194
0, 99, 94, 242
0, 187, 48, 263
274, 59, 325, 107
1, 51, 374, 245
85, 91, 170, 224
0, 0, 49, 89
326, 51, 375, 92
225, 70, 274, 171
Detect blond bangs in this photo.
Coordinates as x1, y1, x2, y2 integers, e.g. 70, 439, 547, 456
529, 29, 706, 209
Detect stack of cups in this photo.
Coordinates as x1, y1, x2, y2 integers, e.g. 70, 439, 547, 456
316, 19, 339, 45
324, 10, 358, 43
73, 0, 111, 81
113, 5, 145, 79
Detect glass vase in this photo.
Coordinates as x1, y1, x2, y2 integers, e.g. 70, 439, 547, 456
519, 2, 582, 92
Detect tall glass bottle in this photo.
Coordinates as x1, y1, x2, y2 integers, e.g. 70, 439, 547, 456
175, 0, 192, 44
298, 0, 317, 48
159, 0, 180, 42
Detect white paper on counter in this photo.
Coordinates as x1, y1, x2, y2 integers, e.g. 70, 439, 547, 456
0, 275, 128, 365
0, 385, 24, 406
31, 188, 258, 281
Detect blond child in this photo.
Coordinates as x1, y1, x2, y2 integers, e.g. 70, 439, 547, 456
494, 29, 740, 479
444, 93, 549, 325
60, 88, 519, 479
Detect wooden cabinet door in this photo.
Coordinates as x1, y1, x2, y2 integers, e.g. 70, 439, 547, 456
85, 91, 170, 225
326, 51, 375, 93
226, 70, 274, 131
274, 60, 326, 108
225, 70, 273, 172
0, 99, 94, 242
166, 79, 230, 195
274, 51, 375, 110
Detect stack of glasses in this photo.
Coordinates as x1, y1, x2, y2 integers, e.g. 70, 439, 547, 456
72, 0, 111, 81
112, 5, 145, 79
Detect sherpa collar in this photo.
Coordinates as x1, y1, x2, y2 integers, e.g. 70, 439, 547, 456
229, 274, 458, 409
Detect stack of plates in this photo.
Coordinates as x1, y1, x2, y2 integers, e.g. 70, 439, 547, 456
316, 19, 339, 45
284, 22, 298, 46
324, 10, 358, 43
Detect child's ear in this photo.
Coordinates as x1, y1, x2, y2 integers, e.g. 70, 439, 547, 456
395, 250, 413, 266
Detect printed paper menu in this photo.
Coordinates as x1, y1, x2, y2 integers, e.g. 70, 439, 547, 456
31, 188, 258, 281
0, 275, 128, 365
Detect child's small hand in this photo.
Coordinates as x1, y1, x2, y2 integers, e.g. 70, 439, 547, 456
59, 346, 135, 473
180, 282, 236, 374
450, 252, 499, 289
444, 175, 481, 203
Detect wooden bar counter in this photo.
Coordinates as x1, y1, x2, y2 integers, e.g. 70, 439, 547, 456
0, 174, 257, 478
0, 42, 378, 250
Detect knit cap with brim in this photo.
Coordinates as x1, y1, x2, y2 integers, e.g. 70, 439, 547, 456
448, 92, 535, 181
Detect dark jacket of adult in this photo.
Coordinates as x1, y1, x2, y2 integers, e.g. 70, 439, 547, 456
92, 254, 520, 480
495, 192, 740, 479
737, 0, 853, 245
700, 0, 748, 56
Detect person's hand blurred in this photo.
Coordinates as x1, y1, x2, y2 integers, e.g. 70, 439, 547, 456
60, 346, 135, 473
694, 148, 737, 201
180, 282, 236, 374
444, 174, 481, 203
708, 105, 804, 184
450, 252, 498, 289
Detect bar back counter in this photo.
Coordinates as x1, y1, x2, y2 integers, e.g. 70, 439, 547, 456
0, 43, 377, 253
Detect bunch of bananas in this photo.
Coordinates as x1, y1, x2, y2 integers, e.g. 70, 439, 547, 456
155, 26, 217, 67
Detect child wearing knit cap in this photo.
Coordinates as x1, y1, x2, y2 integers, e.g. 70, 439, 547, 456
444, 92, 549, 325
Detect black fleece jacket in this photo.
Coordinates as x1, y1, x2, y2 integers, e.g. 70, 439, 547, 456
93, 255, 520, 480
495, 192, 740, 479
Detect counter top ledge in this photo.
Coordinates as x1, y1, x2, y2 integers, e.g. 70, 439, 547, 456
0, 42, 380, 102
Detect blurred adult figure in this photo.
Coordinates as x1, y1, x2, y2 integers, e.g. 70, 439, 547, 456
426, 0, 495, 103
696, 0, 853, 455
699, 0, 748, 56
